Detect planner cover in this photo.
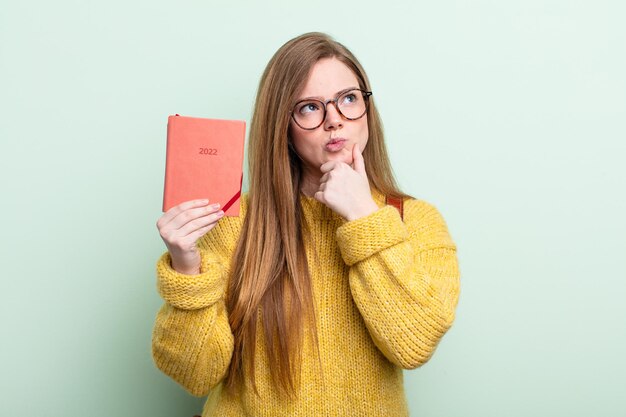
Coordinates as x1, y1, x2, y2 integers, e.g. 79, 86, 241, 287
162, 114, 245, 216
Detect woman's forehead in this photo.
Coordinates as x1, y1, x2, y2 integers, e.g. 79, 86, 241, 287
298, 57, 359, 99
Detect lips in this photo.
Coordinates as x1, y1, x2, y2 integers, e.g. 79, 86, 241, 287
325, 137, 347, 152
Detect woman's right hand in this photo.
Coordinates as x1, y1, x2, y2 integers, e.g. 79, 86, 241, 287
156, 199, 225, 275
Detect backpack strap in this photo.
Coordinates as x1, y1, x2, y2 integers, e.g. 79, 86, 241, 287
385, 195, 404, 221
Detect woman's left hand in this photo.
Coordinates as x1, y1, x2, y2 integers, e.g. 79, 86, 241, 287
315, 144, 379, 221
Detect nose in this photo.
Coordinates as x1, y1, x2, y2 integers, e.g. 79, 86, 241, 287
323, 101, 343, 131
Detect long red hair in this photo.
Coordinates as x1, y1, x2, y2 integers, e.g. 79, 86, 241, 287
225, 32, 406, 397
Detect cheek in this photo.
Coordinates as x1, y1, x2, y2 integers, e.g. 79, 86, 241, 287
358, 119, 370, 148
289, 125, 319, 164
289, 124, 305, 151
291, 138, 307, 157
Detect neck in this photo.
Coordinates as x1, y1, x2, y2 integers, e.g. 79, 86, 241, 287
299, 164, 321, 197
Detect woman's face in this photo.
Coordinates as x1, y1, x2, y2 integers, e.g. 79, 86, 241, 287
288, 57, 369, 175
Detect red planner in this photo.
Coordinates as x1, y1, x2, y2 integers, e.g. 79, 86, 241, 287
162, 114, 246, 216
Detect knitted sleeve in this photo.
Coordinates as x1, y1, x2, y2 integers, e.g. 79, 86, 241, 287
151, 208, 243, 397
336, 199, 460, 369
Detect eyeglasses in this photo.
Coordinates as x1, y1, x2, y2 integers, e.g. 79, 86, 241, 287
290, 88, 373, 130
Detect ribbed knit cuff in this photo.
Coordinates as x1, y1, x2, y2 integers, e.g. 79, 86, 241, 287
336, 205, 408, 266
156, 251, 228, 310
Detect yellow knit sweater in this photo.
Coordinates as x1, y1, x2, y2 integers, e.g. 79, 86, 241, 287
152, 191, 460, 416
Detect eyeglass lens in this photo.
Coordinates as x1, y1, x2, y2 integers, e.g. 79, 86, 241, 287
293, 89, 368, 129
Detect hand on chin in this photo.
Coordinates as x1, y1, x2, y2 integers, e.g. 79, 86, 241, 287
315, 144, 378, 221
323, 146, 353, 166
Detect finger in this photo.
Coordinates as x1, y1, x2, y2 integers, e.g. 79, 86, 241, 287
320, 160, 341, 174
351, 144, 366, 176
183, 216, 223, 242
177, 210, 225, 238
158, 199, 210, 229
164, 211, 223, 248
314, 190, 325, 204
171, 203, 221, 230
320, 172, 330, 183
160, 203, 221, 236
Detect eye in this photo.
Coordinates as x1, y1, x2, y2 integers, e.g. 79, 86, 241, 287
340, 92, 359, 105
298, 101, 321, 115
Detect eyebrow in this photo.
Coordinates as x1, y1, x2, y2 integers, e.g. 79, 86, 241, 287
297, 86, 359, 102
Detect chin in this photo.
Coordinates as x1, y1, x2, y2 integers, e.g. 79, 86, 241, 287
326, 150, 353, 165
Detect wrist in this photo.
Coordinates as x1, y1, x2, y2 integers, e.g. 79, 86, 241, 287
346, 199, 379, 221
169, 252, 201, 275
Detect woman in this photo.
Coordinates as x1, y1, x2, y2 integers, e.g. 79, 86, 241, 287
153, 32, 460, 416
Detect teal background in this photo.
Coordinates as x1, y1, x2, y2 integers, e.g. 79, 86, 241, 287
1, 1, 625, 416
